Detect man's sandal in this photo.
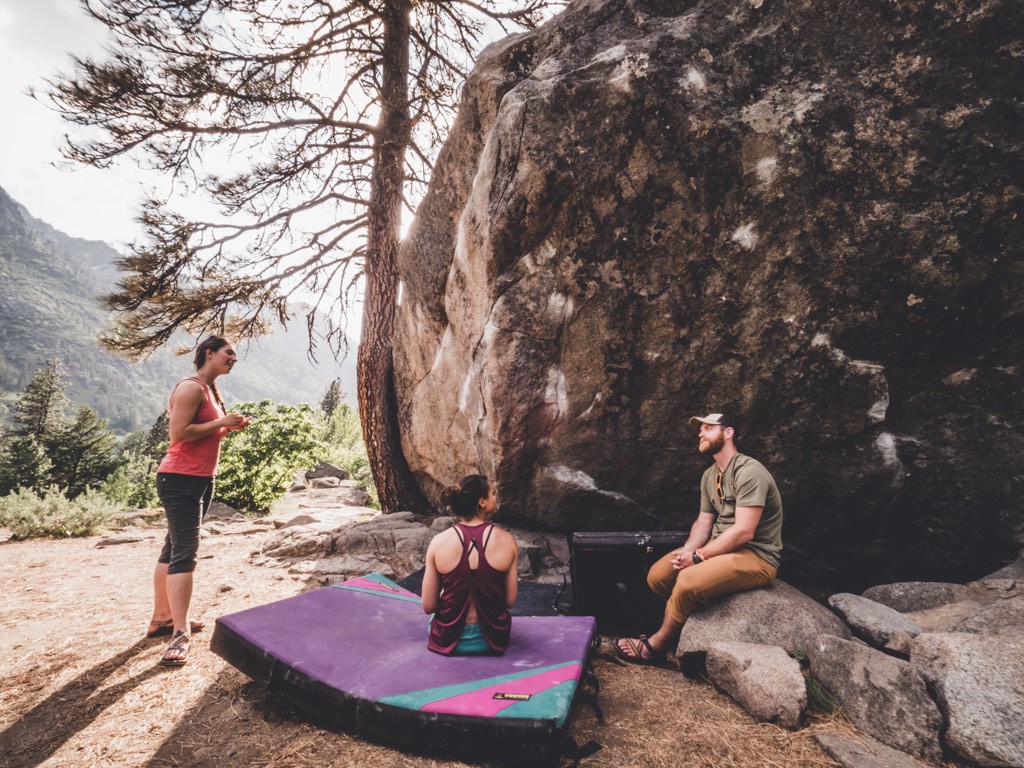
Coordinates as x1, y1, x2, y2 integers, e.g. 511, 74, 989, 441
159, 631, 191, 668
147, 619, 205, 638
614, 635, 669, 667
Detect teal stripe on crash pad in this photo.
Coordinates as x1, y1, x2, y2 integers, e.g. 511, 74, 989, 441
378, 661, 579, 711
497, 680, 579, 727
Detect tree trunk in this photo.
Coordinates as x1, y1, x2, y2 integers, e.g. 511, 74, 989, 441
357, 0, 433, 515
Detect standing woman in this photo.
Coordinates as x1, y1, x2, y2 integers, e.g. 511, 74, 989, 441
148, 336, 250, 667
422, 475, 518, 655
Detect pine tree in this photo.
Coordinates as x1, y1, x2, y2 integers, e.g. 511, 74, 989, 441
44, 0, 555, 515
0, 434, 53, 495
47, 406, 117, 498
11, 359, 69, 440
320, 379, 343, 418
145, 411, 170, 461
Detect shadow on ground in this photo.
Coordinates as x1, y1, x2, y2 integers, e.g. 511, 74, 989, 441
0, 640, 159, 768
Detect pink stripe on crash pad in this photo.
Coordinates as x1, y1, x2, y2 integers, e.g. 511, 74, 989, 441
341, 576, 417, 597
420, 663, 583, 718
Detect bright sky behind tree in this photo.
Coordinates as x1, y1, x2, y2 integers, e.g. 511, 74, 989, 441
0, 0, 153, 244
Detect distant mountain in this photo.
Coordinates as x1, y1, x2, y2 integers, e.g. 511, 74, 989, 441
0, 184, 357, 432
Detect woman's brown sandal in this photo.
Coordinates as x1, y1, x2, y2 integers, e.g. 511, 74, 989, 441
159, 631, 191, 668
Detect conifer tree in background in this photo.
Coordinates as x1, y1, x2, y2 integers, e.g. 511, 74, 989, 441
320, 378, 343, 419
44, 0, 556, 515
47, 406, 117, 498
0, 435, 53, 496
11, 359, 69, 441
145, 411, 170, 461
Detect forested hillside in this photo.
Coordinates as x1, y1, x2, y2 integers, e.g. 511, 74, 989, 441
0, 185, 356, 432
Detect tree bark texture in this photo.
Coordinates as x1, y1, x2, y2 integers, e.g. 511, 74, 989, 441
358, 0, 433, 515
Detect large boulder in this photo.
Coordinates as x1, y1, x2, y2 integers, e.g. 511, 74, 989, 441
677, 580, 850, 659
808, 634, 943, 763
392, 0, 1024, 587
911, 632, 1024, 767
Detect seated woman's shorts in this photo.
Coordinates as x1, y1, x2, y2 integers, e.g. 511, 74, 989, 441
427, 618, 492, 655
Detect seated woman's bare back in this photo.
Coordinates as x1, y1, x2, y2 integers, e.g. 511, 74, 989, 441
426, 523, 518, 623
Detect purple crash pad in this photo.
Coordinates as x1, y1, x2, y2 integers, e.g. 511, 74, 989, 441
211, 573, 597, 765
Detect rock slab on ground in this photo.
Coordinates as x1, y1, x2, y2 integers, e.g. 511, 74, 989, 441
814, 733, 928, 768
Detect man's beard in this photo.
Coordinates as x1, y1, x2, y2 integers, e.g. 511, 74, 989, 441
699, 433, 726, 455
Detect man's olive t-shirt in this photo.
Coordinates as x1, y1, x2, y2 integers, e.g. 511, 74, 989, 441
699, 453, 783, 568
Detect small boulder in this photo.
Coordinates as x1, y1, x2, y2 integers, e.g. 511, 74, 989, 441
705, 642, 806, 728
828, 592, 922, 655
310, 476, 341, 489
808, 634, 943, 763
307, 462, 349, 481
911, 631, 1024, 767
205, 502, 245, 522
861, 581, 969, 612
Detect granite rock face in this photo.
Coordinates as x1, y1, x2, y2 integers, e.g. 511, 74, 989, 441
392, 0, 1024, 585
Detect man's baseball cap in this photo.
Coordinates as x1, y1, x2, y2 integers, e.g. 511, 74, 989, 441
688, 412, 736, 432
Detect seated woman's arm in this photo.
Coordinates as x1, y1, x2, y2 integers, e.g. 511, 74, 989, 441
505, 537, 519, 609
422, 540, 441, 614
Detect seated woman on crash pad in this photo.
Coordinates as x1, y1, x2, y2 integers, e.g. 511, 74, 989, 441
422, 475, 518, 655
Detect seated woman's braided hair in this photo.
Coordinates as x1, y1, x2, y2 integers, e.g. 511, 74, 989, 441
440, 475, 490, 519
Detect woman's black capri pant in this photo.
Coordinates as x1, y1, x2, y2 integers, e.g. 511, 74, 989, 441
156, 472, 214, 574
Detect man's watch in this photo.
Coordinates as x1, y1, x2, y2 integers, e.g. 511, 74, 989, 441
692, 550, 704, 564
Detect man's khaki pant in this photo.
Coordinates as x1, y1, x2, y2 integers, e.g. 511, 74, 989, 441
647, 547, 777, 625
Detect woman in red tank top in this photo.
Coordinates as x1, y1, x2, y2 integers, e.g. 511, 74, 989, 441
149, 336, 251, 667
422, 475, 519, 655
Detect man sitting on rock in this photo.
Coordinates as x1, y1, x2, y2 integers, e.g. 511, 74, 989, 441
616, 412, 783, 664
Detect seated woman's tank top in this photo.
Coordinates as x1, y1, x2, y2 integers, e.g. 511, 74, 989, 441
428, 523, 512, 655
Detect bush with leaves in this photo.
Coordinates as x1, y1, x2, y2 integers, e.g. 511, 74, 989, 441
0, 486, 118, 538
321, 403, 378, 508
99, 449, 161, 509
215, 400, 326, 513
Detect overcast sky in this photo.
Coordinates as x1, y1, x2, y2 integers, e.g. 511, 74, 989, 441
0, 0, 155, 245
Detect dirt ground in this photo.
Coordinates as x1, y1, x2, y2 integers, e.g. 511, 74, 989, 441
0, 516, 852, 768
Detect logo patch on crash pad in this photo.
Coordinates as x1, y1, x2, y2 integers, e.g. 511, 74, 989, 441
493, 692, 532, 701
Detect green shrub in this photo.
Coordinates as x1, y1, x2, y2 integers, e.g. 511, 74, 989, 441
321, 404, 378, 509
215, 400, 326, 513
99, 449, 160, 509
0, 486, 117, 538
